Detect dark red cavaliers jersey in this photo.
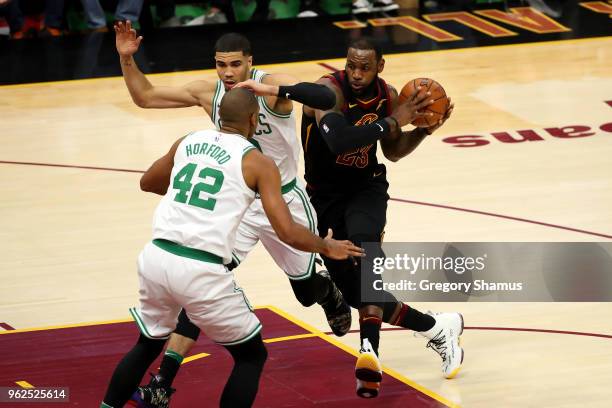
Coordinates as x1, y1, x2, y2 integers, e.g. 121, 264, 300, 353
301, 70, 392, 190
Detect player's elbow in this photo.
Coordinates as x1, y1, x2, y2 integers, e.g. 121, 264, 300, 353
132, 94, 152, 108
278, 231, 295, 247
134, 98, 148, 108
383, 152, 401, 162
320, 132, 344, 155
276, 224, 296, 247
140, 174, 164, 194
140, 175, 154, 192
318, 86, 336, 110
131, 87, 157, 108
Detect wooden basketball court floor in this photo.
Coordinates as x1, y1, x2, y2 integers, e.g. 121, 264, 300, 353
1, 36, 611, 407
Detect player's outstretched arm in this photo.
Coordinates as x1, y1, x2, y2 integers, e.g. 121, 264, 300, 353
244, 150, 364, 260
234, 74, 336, 113
140, 136, 186, 195
115, 21, 215, 109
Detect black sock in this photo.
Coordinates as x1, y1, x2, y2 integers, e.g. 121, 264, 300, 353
157, 349, 184, 387
102, 334, 165, 407
391, 303, 435, 332
359, 314, 382, 355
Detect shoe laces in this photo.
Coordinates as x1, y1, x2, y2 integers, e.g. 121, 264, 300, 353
143, 373, 175, 407
425, 330, 448, 361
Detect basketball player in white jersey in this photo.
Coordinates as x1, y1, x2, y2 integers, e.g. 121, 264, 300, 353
115, 22, 352, 406
100, 88, 364, 408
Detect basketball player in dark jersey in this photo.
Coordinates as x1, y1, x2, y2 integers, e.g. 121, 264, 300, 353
301, 38, 463, 398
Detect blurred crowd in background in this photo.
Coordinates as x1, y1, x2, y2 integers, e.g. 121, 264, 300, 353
0, 0, 565, 40
0, 0, 401, 39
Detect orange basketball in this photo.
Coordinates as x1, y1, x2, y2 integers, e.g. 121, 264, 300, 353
398, 78, 449, 128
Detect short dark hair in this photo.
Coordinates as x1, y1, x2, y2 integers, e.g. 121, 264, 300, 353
347, 38, 382, 62
215, 33, 252, 56
219, 88, 258, 124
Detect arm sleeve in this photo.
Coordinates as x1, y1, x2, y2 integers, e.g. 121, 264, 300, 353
277, 82, 336, 110
318, 112, 391, 154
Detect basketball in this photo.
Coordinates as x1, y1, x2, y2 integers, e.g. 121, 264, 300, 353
398, 78, 449, 128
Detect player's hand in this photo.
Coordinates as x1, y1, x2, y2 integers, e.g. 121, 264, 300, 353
390, 86, 434, 127
424, 99, 454, 134
114, 20, 142, 57
322, 228, 365, 261
234, 79, 277, 96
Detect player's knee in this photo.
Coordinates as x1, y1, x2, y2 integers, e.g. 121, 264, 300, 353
343, 291, 361, 309
381, 291, 402, 323
290, 276, 317, 307
251, 341, 268, 368
137, 334, 166, 358
226, 334, 267, 368
174, 309, 201, 341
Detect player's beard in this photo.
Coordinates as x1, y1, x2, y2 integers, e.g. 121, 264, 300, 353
352, 75, 378, 98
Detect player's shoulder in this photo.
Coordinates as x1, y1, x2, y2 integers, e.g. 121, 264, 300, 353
317, 73, 340, 88
242, 147, 275, 177
385, 82, 398, 97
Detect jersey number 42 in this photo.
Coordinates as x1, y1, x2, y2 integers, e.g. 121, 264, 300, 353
172, 163, 224, 211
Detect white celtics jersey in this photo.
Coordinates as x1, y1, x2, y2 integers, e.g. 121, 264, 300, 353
211, 69, 299, 187
152, 130, 257, 263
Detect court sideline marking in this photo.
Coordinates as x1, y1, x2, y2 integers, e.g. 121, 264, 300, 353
1, 159, 609, 239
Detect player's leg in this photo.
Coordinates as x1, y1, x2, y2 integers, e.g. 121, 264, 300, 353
221, 334, 268, 408
342, 175, 391, 398
131, 215, 261, 406
159, 310, 200, 383
130, 309, 201, 407
259, 184, 352, 336
183, 263, 266, 407
101, 334, 167, 408
101, 243, 180, 408
347, 175, 464, 380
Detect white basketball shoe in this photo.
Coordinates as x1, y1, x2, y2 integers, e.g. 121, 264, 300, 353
355, 338, 382, 398
419, 312, 464, 379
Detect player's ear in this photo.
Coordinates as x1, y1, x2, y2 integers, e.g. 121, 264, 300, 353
247, 55, 253, 67
378, 58, 385, 74
250, 110, 259, 131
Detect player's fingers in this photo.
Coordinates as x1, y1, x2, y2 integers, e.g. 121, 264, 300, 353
349, 247, 366, 257
343, 241, 364, 251
136, 36, 143, 46
443, 105, 454, 120
235, 81, 253, 89
125, 20, 132, 31
409, 86, 422, 102
340, 241, 365, 255
325, 228, 333, 239
413, 91, 431, 106
416, 98, 434, 110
